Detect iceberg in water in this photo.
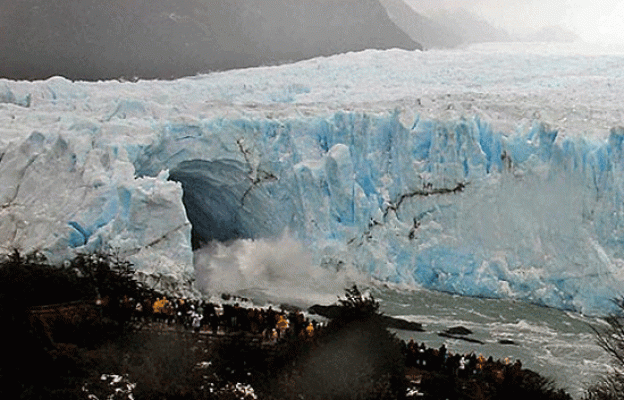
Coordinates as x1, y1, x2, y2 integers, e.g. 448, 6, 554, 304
1, 44, 624, 314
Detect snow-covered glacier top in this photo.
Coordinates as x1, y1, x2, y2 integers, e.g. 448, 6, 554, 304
2, 42, 624, 314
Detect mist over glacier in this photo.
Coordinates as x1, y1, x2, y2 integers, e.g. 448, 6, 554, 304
2, 43, 624, 315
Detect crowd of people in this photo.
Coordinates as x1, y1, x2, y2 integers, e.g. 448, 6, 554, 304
116, 294, 320, 343
404, 339, 524, 384
106, 293, 529, 386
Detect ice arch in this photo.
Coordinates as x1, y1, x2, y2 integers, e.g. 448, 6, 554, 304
168, 159, 288, 249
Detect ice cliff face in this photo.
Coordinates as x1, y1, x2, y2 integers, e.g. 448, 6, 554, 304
2, 44, 624, 314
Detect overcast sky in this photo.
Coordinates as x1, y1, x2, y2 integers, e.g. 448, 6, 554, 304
405, 0, 624, 44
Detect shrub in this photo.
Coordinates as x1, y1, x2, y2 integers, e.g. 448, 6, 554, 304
0, 249, 93, 306
85, 330, 206, 400
268, 285, 407, 400
0, 249, 157, 398
585, 299, 624, 400
210, 333, 272, 387
497, 370, 572, 400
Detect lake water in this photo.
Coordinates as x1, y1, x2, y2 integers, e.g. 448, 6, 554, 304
370, 285, 610, 399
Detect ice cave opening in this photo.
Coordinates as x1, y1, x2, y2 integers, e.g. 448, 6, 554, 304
167, 159, 281, 249
166, 158, 347, 304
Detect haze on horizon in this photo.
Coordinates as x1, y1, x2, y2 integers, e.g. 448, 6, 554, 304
405, 0, 624, 45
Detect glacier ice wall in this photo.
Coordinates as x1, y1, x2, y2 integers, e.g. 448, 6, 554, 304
0, 129, 193, 279
3, 44, 624, 314
2, 107, 624, 313
159, 113, 624, 315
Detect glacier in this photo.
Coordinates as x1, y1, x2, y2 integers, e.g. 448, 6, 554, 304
2, 43, 624, 314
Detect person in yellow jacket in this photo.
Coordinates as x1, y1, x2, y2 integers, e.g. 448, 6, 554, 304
476, 354, 486, 374
152, 297, 169, 322
153, 297, 162, 314
305, 322, 314, 339
276, 314, 289, 338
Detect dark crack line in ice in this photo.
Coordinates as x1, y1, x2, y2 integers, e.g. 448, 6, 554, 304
1, 153, 42, 209
383, 182, 468, 219
237, 138, 279, 206
143, 223, 190, 249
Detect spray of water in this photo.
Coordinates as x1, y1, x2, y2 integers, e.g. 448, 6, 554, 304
193, 232, 363, 307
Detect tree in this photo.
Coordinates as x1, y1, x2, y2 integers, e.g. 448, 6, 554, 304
0, 249, 155, 399
271, 285, 407, 400
586, 299, 624, 399
332, 284, 381, 324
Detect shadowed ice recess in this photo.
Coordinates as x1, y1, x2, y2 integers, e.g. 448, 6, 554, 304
2, 43, 624, 315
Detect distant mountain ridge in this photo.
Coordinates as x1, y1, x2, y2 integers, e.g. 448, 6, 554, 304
381, 0, 580, 48
230, 0, 421, 62
379, 0, 463, 49
0, 0, 420, 81
380, 0, 512, 49
428, 8, 513, 45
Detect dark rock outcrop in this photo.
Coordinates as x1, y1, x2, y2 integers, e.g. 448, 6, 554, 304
0, 0, 420, 81
308, 304, 425, 332
437, 325, 485, 344
437, 332, 485, 344
443, 326, 473, 336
